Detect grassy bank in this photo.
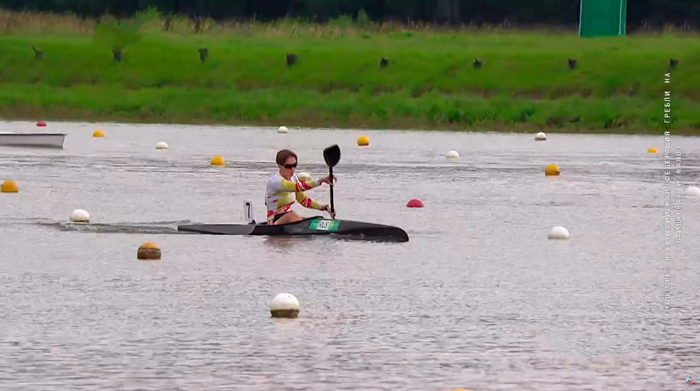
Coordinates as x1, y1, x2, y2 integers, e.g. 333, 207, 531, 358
1, 11, 699, 134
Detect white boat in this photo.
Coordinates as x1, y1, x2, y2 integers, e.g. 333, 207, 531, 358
0, 132, 66, 149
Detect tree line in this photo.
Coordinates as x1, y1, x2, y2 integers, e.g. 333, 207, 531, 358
0, 0, 697, 30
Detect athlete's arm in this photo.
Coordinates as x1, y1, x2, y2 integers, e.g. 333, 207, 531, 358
295, 191, 326, 210
269, 177, 322, 193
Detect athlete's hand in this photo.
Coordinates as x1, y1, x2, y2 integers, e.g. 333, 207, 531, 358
323, 205, 336, 218
319, 175, 337, 186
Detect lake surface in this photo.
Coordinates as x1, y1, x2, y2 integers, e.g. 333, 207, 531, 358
0, 120, 699, 391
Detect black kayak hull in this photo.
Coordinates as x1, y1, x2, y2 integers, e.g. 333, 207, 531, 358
177, 216, 409, 243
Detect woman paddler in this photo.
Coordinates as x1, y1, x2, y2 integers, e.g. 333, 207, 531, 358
265, 149, 336, 225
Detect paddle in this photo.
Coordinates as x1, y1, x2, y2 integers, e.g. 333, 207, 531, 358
322, 144, 341, 217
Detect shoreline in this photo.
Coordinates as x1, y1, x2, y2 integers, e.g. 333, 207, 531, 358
1, 109, 694, 136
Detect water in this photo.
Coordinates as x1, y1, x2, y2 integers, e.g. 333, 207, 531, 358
0, 120, 699, 391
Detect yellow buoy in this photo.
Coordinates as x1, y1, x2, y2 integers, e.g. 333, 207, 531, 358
545, 164, 560, 176
1, 180, 18, 193
137, 242, 161, 260
648, 147, 658, 154
357, 135, 370, 146
211, 156, 225, 166
93, 130, 105, 137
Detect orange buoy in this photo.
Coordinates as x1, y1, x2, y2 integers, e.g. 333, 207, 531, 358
1, 180, 19, 193
211, 156, 225, 166
545, 164, 560, 176
406, 199, 424, 208
137, 242, 161, 260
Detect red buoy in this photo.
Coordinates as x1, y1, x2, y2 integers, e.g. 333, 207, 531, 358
36, 121, 46, 127
406, 199, 424, 208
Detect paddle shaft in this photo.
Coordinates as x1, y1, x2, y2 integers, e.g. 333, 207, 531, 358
329, 166, 335, 215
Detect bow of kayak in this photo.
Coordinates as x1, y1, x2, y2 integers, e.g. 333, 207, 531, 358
178, 216, 409, 243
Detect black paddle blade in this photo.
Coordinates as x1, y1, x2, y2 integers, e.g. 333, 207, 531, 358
323, 144, 341, 167
322, 144, 340, 217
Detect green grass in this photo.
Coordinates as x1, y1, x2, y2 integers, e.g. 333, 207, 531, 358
0, 11, 699, 134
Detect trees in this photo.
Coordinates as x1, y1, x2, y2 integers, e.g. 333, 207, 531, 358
0, 0, 696, 29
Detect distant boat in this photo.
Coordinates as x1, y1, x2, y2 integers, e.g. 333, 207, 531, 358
0, 132, 66, 149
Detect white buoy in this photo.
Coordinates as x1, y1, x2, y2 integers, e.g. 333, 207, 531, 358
548, 226, 570, 240
445, 150, 460, 159
156, 142, 169, 150
270, 293, 300, 318
277, 126, 289, 134
70, 209, 90, 223
685, 186, 700, 197
297, 172, 312, 182
535, 132, 547, 141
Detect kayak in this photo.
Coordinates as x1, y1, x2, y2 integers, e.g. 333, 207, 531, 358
178, 145, 409, 243
177, 216, 409, 243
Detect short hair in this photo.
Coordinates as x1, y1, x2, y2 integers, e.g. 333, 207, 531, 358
276, 149, 298, 165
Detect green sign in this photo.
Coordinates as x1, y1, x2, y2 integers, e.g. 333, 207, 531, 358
309, 219, 340, 231
579, 0, 626, 38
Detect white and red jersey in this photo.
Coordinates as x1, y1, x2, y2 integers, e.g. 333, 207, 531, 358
264, 172, 326, 224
